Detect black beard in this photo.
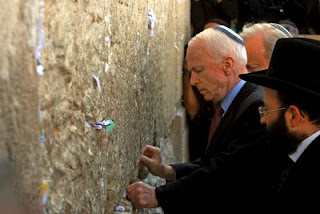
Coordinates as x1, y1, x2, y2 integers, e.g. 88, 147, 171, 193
265, 111, 304, 155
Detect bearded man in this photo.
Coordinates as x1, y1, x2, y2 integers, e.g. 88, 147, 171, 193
240, 37, 320, 214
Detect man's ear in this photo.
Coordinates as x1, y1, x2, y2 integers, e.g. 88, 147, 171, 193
223, 56, 234, 76
286, 105, 303, 129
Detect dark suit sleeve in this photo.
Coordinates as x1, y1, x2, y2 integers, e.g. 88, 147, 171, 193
155, 94, 268, 213
171, 158, 201, 180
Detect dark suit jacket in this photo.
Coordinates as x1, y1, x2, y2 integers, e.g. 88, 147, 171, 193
267, 135, 320, 214
155, 82, 270, 213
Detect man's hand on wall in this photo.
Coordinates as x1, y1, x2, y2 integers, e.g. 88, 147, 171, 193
140, 145, 175, 181
126, 181, 158, 209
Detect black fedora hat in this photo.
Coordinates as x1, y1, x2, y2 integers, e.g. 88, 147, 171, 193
239, 38, 320, 97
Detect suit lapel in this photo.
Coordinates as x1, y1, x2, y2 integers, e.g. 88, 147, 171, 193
275, 135, 320, 193
207, 82, 258, 154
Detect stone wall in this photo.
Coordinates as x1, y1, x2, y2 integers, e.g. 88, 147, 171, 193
0, 0, 190, 214
0, 0, 42, 213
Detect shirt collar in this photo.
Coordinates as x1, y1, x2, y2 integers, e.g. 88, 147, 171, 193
220, 80, 246, 115
289, 130, 320, 162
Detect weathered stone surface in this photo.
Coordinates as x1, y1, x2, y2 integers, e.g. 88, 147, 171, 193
1, 0, 190, 213
0, 0, 42, 213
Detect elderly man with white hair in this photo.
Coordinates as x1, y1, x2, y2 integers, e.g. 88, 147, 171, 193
127, 25, 269, 214
240, 22, 292, 72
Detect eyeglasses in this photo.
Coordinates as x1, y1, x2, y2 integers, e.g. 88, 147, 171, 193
258, 106, 287, 117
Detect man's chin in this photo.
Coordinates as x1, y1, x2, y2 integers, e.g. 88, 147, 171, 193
202, 95, 210, 101
199, 90, 206, 96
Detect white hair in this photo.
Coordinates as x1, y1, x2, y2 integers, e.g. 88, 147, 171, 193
240, 22, 292, 61
188, 26, 247, 67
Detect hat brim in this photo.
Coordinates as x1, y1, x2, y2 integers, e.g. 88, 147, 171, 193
239, 70, 320, 97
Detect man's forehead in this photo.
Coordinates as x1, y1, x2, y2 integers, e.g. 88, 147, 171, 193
264, 87, 279, 101
186, 56, 209, 69
186, 43, 203, 55
186, 45, 209, 60
264, 87, 277, 93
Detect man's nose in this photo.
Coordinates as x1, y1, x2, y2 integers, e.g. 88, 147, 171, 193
190, 72, 199, 86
